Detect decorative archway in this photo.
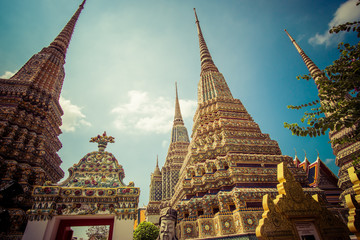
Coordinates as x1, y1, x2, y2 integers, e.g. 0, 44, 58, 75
23, 132, 140, 240
56, 218, 114, 240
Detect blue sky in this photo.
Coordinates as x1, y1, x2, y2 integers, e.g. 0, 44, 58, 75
0, 0, 359, 207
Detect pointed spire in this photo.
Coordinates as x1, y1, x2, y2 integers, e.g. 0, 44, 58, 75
154, 155, 161, 176
194, 8, 219, 75
49, 0, 86, 58
303, 150, 308, 161
170, 83, 190, 143
285, 29, 337, 116
174, 82, 183, 122
293, 148, 300, 167
284, 29, 323, 85
315, 150, 321, 162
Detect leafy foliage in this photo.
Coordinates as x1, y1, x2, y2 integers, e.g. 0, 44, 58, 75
133, 221, 159, 240
284, 11, 360, 166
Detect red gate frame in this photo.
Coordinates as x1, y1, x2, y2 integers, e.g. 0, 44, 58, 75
56, 218, 114, 240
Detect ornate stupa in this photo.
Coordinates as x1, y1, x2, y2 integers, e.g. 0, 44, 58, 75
24, 132, 140, 239
285, 29, 360, 204
170, 9, 323, 239
162, 83, 190, 202
146, 83, 190, 224
146, 156, 163, 224
0, 1, 86, 238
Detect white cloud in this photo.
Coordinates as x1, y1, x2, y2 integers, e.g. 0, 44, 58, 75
309, 0, 360, 46
0, 71, 15, 79
179, 99, 198, 119
111, 90, 197, 134
325, 158, 334, 164
59, 96, 91, 132
162, 140, 169, 148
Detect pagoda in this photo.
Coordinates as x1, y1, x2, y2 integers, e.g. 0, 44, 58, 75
24, 132, 140, 240
162, 83, 190, 202
285, 30, 360, 204
0, 1, 85, 238
146, 156, 163, 224
146, 83, 190, 224
170, 9, 324, 239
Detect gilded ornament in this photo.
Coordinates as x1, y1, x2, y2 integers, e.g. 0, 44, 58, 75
64, 189, 71, 195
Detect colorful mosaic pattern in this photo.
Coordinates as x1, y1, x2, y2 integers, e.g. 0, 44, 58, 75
27, 133, 139, 221
219, 216, 236, 235
199, 219, 215, 237
180, 222, 198, 239
146, 85, 190, 222
169, 11, 327, 240
0, 2, 86, 238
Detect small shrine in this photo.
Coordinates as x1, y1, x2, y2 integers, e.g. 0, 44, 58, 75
23, 132, 140, 240
256, 162, 349, 240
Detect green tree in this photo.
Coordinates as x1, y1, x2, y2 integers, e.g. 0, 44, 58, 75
284, 8, 360, 166
133, 221, 159, 240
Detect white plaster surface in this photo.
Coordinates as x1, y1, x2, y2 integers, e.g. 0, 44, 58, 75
22, 220, 49, 240
113, 218, 135, 240
23, 215, 135, 240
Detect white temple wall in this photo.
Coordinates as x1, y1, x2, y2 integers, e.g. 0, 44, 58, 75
22, 220, 49, 240
23, 215, 135, 240
113, 218, 135, 240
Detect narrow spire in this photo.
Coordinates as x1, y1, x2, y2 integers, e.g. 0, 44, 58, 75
170, 83, 189, 143
303, 150, 307, 159
315, 150, 321, 162
174, 82, 183, 122
285, 29, 337, 115
284, 29, 323, 85
154, 155, 161, 176
49, 0, 86, 58
194, 8, 219, 75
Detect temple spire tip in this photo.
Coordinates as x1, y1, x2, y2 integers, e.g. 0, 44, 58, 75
154, 155, 161, 175
49, 0, 86, 58
174, 82, 183, 121
285, 29, 324, 87
194, 8, 199, 22
193, 9, 219, 75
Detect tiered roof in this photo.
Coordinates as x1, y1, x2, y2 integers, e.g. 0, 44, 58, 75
170, 10, 321, 239
162, 83, 190, 200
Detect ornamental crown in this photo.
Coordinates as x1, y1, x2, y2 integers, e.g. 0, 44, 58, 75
90, 131, 115, 151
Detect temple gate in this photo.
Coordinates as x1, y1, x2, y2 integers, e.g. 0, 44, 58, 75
22, 132, 140, 240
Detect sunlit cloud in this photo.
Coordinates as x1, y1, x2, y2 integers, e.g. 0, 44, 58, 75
60, 96, 91, 132
111, 90, 197, 134
162, 140, 169, 148
325, 158, 335, 164
309, 0, 360, 46
0, 71, 15, 79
